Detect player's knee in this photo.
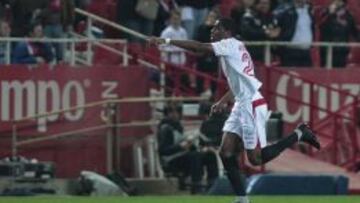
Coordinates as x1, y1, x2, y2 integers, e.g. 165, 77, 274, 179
219, 150, 238, 170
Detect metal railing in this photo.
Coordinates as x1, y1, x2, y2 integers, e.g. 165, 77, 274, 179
0, 37, 127, 66
11, 96, 208, 175
71, 8, 360, 169
74, 8, 360, 69
2, 8, 360, 69
2, 8, 360, 173
243, 41, 360, 69
263, 65, 360, 169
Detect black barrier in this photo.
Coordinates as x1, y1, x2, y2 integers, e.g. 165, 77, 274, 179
208, 174, 349, 195
247, 174, 349, 195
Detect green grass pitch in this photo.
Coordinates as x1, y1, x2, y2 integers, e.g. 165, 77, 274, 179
0, 196, 360, 203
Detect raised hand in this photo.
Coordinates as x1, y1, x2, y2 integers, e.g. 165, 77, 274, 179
148, 36, 166, 46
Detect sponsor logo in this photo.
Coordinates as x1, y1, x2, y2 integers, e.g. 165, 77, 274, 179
275, 73, 360, 123
0, 80, 119, 132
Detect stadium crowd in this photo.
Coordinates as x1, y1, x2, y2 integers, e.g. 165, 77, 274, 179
116, 0, 359, 68
0, 0, 358, 68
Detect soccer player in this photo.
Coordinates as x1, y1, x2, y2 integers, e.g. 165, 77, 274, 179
149, 18, 320, 203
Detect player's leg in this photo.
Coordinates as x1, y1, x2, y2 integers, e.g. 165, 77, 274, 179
246, 132, 298, 166
246, 105, 320, 166
219, 132, 248, 203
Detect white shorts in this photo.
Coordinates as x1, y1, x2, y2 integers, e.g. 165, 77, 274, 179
222, 99, 268, 150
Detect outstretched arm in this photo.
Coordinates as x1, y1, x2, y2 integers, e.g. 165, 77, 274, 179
148, 37, 214, 55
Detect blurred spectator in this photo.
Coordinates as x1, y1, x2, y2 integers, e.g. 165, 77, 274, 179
13, 23, 54, 64
276, 0, 314, 67
60, 0, 75, 31
230, 0, 245, 35
0, 1, 11, 20
231, 0, 255, 36
160, 10, 190, 95
0, 20, 11, 64
10, 0, 48, 37
241, 0, 280, 62
199, 103, 227, 150
153, 0, 179, 36
160, 10, 187, 65
116, 0, 156, 42
319, 0, 359, 68
74, 0, 91, 25
273, 0, 292, 16
40, 0, 75, 63
157, 104, 218, 194
195, 10, 219, 96
177, 0, 219, 39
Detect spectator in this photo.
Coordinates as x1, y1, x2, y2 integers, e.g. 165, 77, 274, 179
0, 20, 11, 64
195, 10, 219, 96
230, 0, 245, 35
319, 0, 359, 68
177, 0, 219, 39
276, 0, 314, 67
41, 0, 74, 63
160, 10, 187, 65
10, 0, 48, 37
116, 0, 156, 42
273, 0, 292, 16
157, 104, 219, 194
13, 23, 54, 64
241, 0, 281, 62
74, 0, 91, 26
199, 103, 227, 151
153, 0, 179, 36
231, 0, 255, 36
160, 10, 190, 95
0, 0, 10, 20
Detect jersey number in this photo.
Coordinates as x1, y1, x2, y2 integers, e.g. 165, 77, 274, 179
242, 52, 254, 76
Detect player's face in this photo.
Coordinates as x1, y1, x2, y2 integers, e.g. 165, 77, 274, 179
210, 20, 225, 42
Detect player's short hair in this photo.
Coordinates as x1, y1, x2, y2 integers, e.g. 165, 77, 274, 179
218, 18, 236, 36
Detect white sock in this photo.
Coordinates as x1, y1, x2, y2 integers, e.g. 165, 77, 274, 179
294, 128, 303, 141
237, 196, 250, 203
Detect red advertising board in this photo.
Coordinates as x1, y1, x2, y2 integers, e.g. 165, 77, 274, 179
0, 65, 151, 177
256, 67, 360, 132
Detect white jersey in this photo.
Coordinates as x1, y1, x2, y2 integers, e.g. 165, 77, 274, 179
211, 38, 262, 103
